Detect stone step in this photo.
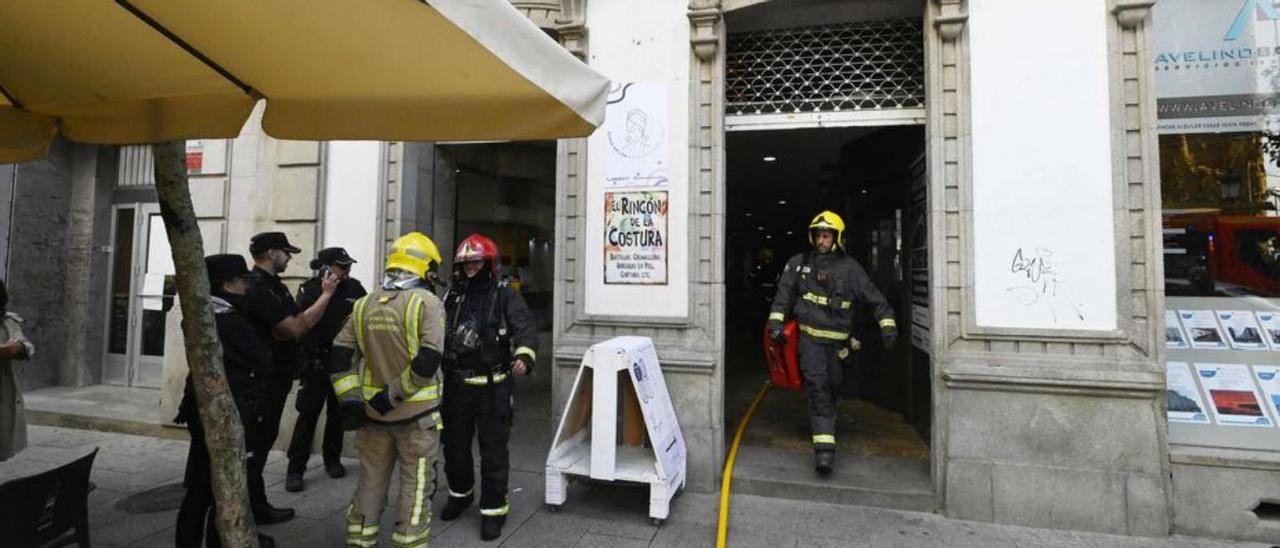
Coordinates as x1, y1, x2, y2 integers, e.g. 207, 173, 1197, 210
730, 444, 935, 512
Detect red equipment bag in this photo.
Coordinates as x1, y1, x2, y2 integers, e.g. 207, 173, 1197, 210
763, 320, 802, 391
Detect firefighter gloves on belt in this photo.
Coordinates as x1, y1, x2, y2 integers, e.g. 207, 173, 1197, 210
339, 401, 366, 431
368, 386, 396, 415
881, 324, 898, 350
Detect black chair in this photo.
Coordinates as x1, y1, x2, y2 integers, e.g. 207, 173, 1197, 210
0, 447, 98, 548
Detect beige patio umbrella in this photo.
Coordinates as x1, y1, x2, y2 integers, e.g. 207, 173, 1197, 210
0, 1, 608, 545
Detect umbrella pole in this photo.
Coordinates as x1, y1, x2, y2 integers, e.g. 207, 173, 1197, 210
152, 141, 259, 548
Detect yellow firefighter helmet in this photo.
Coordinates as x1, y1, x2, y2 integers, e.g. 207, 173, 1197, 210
808, 210, 846, 251
384, 232, 442, 279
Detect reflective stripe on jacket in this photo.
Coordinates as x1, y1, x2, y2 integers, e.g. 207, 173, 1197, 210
769, 251, 895, 342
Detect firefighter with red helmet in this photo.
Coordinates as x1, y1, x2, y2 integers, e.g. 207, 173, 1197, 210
438, 234, 538, 541
768, 211, 897, 475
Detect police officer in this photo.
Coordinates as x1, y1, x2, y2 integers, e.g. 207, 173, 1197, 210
175, 255, 275, 548
328, 232, 446, 548
768, 211, 897, 475
241, 231, 339, 524
285, 247, 367, 492
438, 234, 538, 541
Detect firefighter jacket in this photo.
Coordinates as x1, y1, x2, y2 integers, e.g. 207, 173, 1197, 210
330, 287, 446, 425
442, 275, 538, 385
769, 251, 896, 343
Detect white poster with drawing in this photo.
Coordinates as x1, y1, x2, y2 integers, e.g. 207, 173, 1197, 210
604, 82, 669, 188
1165, 310, 1189, 349
1255, 311, 1280, 351
1217, 310, 1269, 351
1179, 310, 1228, 350
1254, 366, 1280, 422
1167, 362, 1210, 424
1195, 363, 1272, 427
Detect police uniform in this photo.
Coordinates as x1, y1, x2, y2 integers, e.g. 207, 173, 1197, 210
175, 255, 272, 548
329, 232, 446, 548
439, 264, 538, 537
768, 211, 897, 473
241, 231, 304, 519
286, 249, 366, 485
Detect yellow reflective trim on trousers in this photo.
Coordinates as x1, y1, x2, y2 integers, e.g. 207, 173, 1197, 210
840, 301, 852, 309
480, 504, 510, 516
411, 457, 427, 526
879, 318, 897, 328
798, 324, 849, 341
347, 538, 377, 548
353, 296, 369, 354
391, 530, 431, 547
514, 346, 536, 361
768, 312, 785, 322
332, 374, 361, 397
801, 292, 830, 306
812, 434, 836, 444
463, 373, 508, 385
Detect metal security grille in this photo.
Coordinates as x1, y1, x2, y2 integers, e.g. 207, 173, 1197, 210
726, 18, 925, 116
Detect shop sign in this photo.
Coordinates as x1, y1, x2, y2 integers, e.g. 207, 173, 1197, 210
1154, 0, 1280, 133
603, 191, 668, 285
185, 141, 204, 173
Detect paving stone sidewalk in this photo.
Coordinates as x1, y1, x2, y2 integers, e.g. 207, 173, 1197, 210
0, 425, 1264, 547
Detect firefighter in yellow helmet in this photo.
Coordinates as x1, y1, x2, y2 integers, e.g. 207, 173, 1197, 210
328, 232, 446, 547
767, 211, 897, 475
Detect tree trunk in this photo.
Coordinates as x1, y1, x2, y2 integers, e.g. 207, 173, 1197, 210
152, 141, 258, 548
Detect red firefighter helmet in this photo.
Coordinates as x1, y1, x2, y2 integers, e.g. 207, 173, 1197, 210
454, 234, 500, 272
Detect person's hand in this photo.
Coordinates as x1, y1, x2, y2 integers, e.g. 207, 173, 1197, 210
0, 340, 24, 358
321, 271, 340, 295
880, 325, 898, 350
368, 387, 395, 415
768, 323, 785, 344
338, 402, 366, 431
511, 356, 532, 376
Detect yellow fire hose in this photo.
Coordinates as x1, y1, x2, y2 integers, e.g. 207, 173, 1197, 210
716, 381, 771, 548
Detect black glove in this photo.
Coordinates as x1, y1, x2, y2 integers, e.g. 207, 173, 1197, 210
881, 324, 898, 350
338, 401, 366, 431
768, 323, 786, 343
368, 387, 395, 416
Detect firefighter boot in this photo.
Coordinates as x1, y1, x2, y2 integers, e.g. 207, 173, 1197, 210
481, 514, 506, 541
440, 492, 474, 521
815, 449, 835, 475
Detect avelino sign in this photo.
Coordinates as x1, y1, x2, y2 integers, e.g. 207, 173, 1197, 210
1154, 0, 1280, 133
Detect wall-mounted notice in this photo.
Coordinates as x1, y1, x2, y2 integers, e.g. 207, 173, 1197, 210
1179, 310, 1228, 350
1256, 311, 1280, 351
1218, 310, 1269, 351
1255, 366, 1280, 421
604, 82, 669, 188
1167, 361, 1211, 424
969, 0, 1116, 332
1195, 363, 1272, 427
1165, 310, 1189, 349
604, 191, 669, 285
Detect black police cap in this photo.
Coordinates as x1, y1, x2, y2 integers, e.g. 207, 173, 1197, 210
249, 231, 302, 255
205, 254, 250, 285
310, 247, 357, 270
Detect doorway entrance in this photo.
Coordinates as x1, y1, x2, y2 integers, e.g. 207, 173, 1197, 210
103, 203, 175, 389
723, 125, 931, 508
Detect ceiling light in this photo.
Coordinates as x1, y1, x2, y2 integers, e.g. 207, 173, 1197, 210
861, 189, 868, 194
763, 156, 777, 162
787, 231, 794, 235
745, 212, 753, 217
765, 234, 773, 239
757, 226, 764, 230
777, 200, 787, 205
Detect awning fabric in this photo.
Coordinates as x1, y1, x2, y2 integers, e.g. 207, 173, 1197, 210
0, 0, 610, 163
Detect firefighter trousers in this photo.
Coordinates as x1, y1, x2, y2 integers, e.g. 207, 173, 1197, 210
345, 417, 441, 548
441, 377, 513, 516
798, 335, 843, 451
